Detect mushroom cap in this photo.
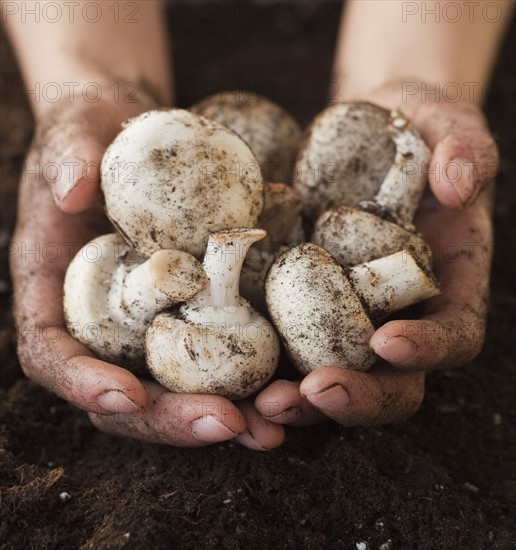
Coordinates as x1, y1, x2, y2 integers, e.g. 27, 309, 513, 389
312, 206, 433, 269
150, 249, 208, 305
265, 243, 376, 374
63, 233, 148, 364
146, 311, 279, 400
294, 102, 396, 222
191, 91, 302, 183
101, 109, 264, 258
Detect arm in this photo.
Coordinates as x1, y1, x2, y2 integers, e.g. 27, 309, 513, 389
255, 1, 512, 427
3, 0, 173, 117
2, 0, 172, 212
5, 1, 283, 449
334, 0, 514, 104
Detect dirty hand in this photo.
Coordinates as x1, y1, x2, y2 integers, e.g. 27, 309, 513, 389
10, 94, 284, 451
255, 88, 497, 427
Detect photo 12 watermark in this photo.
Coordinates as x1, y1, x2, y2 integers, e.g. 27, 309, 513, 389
401, 80, 507, 105
3, 237, 144, 266
401, 2, 504, 24
1, 2, 139, 24
0, 80, 141, 106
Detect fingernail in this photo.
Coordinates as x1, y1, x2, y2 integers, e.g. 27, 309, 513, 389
263, 406, 302, 424
54, 159, 90, 202
54, 179, 79, 204
382, 336, 418, 364
235, 429, 270, 451
446, 158, 476, 206
97, 390, 141, 414
305, 384, 350, 414
54, 159, 99, 202
191, 415, 238, 443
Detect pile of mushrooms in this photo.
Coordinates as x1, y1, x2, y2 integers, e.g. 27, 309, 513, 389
266, 103, 440, 374
64, 98, 300, 399
63, 93, 440, 400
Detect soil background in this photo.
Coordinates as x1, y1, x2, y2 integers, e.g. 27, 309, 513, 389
1, 2, 515, 549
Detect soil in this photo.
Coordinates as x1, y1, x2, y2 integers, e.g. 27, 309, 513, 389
1, 2, 515, 549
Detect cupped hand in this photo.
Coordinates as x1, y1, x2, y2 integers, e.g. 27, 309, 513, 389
10, 95, 284, 450
254, 84, 496, 427
35, 90, 156, 213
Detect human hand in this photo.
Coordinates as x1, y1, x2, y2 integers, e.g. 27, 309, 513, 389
10, 94, 284, 450
254, 85, 497, 427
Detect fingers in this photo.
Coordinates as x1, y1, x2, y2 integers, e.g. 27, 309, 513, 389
15, 316, 150, 413
11, 147, 137, 412
257, 367, 425, 427
90, 383, 286, 449
373, 190, 493, 370
255, 379, 327, 427
370, 235, 488, 370
299, 366, 425, 426
11, 246, 149, 416
234, 399, 285, 450
370, 314, 485, 371
89, 381, 247, 446
413, 101, 499, 209
12, 223, 149, 415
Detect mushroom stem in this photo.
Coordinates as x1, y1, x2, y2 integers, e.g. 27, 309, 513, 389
195, 229, 267, 309
348, 249, 440, 320
361, 110, 430, 226
145, 228, 279, 399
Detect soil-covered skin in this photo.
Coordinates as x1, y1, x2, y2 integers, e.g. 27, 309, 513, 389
1, 2, 515, 548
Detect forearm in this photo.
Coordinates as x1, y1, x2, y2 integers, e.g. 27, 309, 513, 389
333, 0, 514, 104
2, 0, 172, 118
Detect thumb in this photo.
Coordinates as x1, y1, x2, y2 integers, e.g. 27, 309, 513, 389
37, 113, 110, 214
36, 100, 134, 214
413, 102, 499, 209
42, 135, 105, 214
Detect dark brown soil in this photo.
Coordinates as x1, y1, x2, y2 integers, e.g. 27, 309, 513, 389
1, 2, 515, 548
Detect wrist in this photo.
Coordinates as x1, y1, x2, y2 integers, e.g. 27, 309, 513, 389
31, 78, 161, 123
332, 75, 486, 111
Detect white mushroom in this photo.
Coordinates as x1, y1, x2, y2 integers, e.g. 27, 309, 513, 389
265, 243, 439, 374
191, 91, 302, 183
240, 183, 305, 311
64, 233, 207, 364
294, 102, 396, 222
312, 109, 433, 268
101, 109, 264, 258
146, 229, 280, 400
